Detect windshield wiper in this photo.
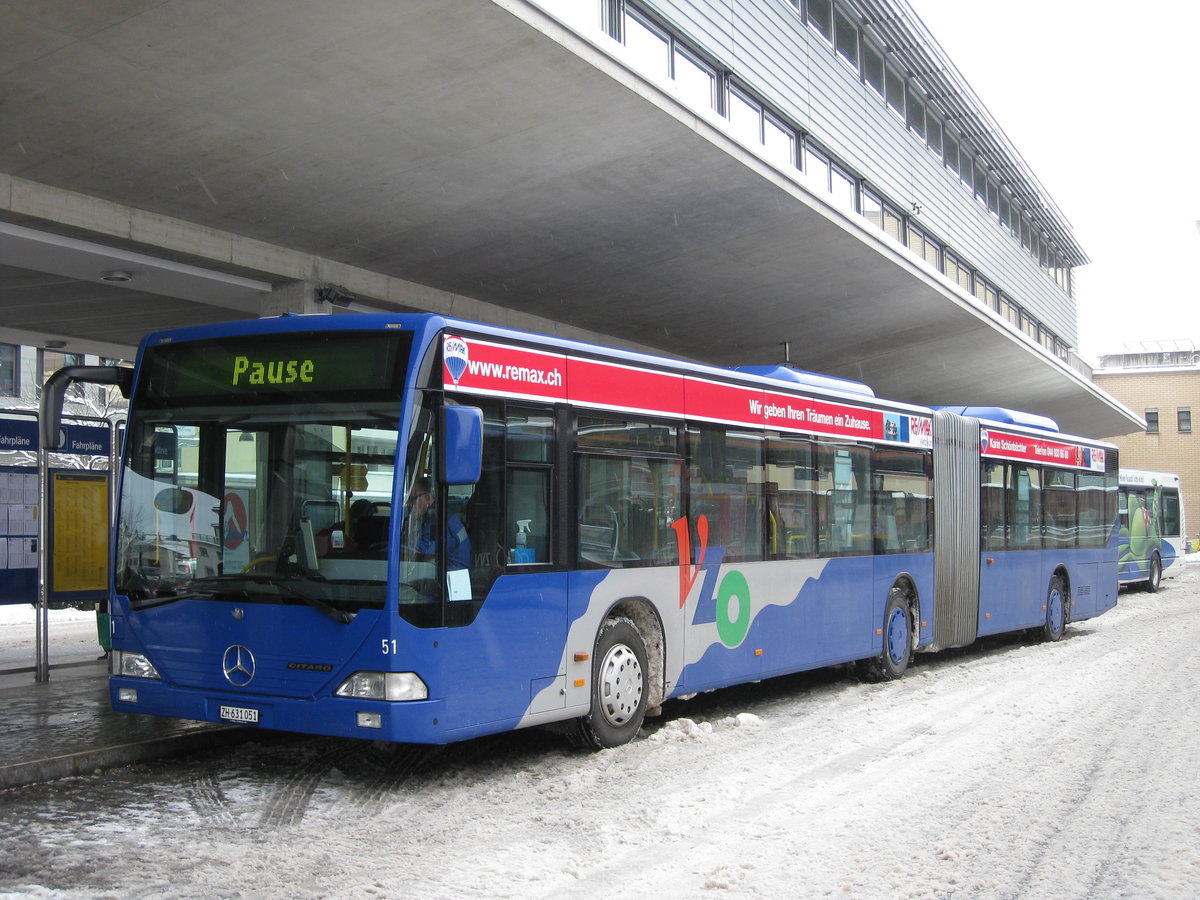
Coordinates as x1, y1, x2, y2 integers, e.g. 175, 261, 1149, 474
274, 578, 357, 624
128, 588, 216, 611
125, 575, 356, 624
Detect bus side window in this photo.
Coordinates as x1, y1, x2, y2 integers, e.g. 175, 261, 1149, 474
872, 446, 932, 554
766, 436, 815, 559
1161, 488, 1181, 537
1009, 465, 1042, 550
981, 461, 1006, 551
458, 400, 505, 601
505, 406, 555, 566
507, 469, 549, 564
687, 423, 763, 562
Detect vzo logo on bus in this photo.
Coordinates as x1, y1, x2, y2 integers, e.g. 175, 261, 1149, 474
672, 516, 753, 648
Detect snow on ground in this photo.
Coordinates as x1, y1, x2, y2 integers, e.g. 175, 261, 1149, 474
0, 604, 102, 671
2, 563, 1199, 899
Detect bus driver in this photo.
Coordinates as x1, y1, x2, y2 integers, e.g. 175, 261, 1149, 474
403, 477, 470, 571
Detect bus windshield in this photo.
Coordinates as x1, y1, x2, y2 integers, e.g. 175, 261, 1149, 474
114, 332, 410, 617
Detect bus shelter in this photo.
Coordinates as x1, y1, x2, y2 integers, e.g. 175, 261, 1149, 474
1, 410, 119, 681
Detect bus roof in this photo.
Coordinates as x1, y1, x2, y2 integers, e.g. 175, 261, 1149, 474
937, 406, 1060, 433
137, 314, 1106, 441
729, 365, 875, 397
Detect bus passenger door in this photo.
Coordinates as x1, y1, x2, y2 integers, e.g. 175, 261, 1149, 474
978, 463, 1043, 634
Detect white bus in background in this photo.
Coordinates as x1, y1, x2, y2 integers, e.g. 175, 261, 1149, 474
1118, 470, 1184, 591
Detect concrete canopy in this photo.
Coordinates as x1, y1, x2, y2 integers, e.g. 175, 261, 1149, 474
0, 0, 1138, 437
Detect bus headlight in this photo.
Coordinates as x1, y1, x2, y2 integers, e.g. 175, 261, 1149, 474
335, 671, 428, 701
113, 650, 161, 680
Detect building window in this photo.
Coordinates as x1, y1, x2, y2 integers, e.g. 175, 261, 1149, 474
943, 251, 972, 294
999, 296, 1021, 328
803, 142, 831, 193
0, 343, 16, 397
622, 8, 670, 79
763, 114, 796, 167
881, 202, 904, 243
944, 132, 960, 176
925, 108, 943, 156
982, 282, 1000, 313
41, 350, 84, 380
972, 159, 988, 202
986, 179, 1000, 217
907, 224, 939, 268
884, 63, 905, 118
863, 41, 884, 97
905, 85, 926, 138
830, 164, 856, 211
622, 8, 718, 113
673, 46, 717, 110
834, 9, 859, 67
806, 0, 833, 41
1179, 408, 1192, 433
860, 186, 883, 230
1146, 409, 1159, 434
40, 349, 85, 400
728, 86, 762, 146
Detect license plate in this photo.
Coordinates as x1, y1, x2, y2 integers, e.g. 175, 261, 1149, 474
219, 705, 260, 724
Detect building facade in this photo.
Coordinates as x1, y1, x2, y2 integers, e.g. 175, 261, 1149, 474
1095, 346, 1200, 542
0, 343, 120, 411
551, 0, 1087, 365
0, 0, 1138, 436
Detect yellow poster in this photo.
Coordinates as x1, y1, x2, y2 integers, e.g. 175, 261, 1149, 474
51, 472, 110, 594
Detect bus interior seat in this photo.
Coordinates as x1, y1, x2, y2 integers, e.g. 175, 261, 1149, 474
352, 514, 389, 553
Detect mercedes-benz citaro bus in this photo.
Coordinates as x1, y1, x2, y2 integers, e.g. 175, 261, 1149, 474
41, 313, 1120, 749
1118, 469, 1184, 591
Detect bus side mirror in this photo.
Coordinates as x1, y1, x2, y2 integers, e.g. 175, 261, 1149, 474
441, 405, 482, 485
40, 365, 133, 451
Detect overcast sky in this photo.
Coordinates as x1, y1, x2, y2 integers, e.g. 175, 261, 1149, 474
907, 0, 1200, 362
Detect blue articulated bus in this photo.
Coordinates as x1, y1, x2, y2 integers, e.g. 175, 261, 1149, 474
41, 314, 1119, 748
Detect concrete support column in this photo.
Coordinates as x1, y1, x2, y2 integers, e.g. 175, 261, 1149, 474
260, 280, 320, 317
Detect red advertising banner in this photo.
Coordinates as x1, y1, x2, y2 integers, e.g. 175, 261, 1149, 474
444, 335, 933, 448
980, 428, 1106, 472
567, 356, 685, 416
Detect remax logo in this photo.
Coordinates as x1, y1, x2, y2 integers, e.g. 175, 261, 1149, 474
980, 430, 990, 454
443, 336, 470, 386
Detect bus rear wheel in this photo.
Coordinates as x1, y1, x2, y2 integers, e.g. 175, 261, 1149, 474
1145, 553, 1162, 593
858, 587, 912, 683
1041, 575, 1068, 642
573, 617, 648, 750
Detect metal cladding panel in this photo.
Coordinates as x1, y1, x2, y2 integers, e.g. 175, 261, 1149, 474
931, 411, 980, 650
639, 0, 1079, 344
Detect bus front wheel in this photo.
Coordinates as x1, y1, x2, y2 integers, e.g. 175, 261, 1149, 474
858, 587, 912, 683
573, 617, 648, 750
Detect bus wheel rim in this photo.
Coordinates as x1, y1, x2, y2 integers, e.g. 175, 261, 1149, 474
598, 643, 643, 727
1048, 588, 1064, 632
886, 606, 908, 664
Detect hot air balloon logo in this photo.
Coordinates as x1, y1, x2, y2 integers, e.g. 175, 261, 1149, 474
443, 336, 470, 386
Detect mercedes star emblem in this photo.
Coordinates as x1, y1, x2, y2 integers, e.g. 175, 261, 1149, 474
222, 644, 256, 687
